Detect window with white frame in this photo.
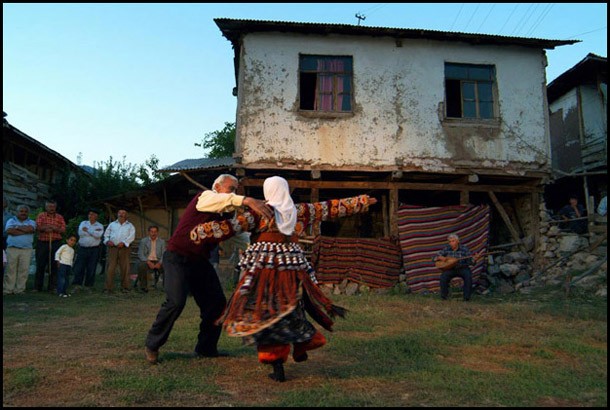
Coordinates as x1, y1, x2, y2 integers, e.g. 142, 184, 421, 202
445, 63, 496, 119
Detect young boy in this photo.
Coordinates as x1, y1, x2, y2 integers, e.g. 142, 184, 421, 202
55, 235, 77, 297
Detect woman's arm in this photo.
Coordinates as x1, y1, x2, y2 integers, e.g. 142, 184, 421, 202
189, 211, 260, 245
295, 195, 376, 233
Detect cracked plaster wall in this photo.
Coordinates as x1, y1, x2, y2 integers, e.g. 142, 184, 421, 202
235, 32, 550, 172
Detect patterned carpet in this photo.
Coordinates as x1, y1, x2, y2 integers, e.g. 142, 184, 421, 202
397, 204, 490, 293
311, 236, 402, 288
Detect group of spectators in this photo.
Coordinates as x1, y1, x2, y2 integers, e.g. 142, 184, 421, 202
3, 198, 167, 297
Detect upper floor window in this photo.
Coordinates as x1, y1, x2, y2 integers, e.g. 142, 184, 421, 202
299, 55, 353, 112
445, 63, 496, 119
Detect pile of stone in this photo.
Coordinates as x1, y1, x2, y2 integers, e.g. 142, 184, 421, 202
485, 203, 607, 297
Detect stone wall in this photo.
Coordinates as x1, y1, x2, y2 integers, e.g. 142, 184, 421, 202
3, 162, 51, 214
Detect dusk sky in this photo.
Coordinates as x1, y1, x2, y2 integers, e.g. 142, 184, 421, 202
3, 3, 607, 169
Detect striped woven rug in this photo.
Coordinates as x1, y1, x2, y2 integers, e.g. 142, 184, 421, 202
311, 236, 402, 288
398, 204, 490, 294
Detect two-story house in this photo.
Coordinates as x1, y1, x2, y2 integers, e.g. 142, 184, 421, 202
215, 19, 575, 250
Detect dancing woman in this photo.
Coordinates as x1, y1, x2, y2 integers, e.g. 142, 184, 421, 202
190, 176, 376, 381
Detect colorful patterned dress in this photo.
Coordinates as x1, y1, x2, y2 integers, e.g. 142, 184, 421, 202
189, 195, 372, 348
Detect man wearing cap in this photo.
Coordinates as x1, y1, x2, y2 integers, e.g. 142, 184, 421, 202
71, 208, 105, 292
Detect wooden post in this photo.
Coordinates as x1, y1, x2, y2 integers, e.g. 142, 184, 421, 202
382, 194, 389, 237
310, 187, 320, 236
488, 191, 522, 246
310, 187, 319, 203
460, 190, 469, 205
137, 196, 145, 237
389, 187, 398, 238
531, 192, 542, 270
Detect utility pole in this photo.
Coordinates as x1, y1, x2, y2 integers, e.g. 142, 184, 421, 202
355, 13, 366, 25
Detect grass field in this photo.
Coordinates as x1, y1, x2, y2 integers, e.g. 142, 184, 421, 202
2, 280, 607, 407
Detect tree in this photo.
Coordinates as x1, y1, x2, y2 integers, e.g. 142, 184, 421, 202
50, 154, 166, 224
195, 122, 235, 158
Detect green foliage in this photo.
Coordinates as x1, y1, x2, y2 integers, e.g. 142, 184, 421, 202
49, 154, 166, 223
195, 122, 235, 158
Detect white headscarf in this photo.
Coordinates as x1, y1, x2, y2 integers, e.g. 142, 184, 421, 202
263, 176, 297, 235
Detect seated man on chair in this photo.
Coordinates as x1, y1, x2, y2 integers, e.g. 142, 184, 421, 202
433, 233, 482, 301
137, 225, 166, 292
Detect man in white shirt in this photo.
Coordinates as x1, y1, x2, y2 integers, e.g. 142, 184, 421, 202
71, 208, 105, 291
103, 209, 136, 293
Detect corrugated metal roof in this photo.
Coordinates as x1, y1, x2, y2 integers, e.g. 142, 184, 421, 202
159, 156, 235, 173
214, 18, 578, 49
547, 53, 607, 103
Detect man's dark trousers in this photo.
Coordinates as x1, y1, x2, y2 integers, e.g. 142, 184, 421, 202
145, 250, 227, 355
439, 267, 473, 301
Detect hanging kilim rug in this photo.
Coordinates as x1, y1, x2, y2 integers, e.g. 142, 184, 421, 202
312, 236, 402, 288
397, 204, 490, 294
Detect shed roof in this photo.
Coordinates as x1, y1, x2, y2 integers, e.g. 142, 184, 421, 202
159, 156, 235, 173
3, 112, 83, 172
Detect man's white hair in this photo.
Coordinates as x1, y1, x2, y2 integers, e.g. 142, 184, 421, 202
447, 233, 460, 241
212, 174, 238, 192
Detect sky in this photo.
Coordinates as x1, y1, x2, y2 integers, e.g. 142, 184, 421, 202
3, 3, 607, 169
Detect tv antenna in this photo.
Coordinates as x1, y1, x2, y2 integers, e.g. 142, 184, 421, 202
355, 13, 366, 25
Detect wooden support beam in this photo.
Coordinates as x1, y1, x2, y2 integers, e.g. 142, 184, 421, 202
488, 191, 522, 246
531, 192, 542, 270
310, 187, 319, 203
389, 187, 399, 237
382, 194, 389, 237
460, 190, 469, 205
180, 172, 209, 191
137, 196, 145, 236
239, 178, 540, 193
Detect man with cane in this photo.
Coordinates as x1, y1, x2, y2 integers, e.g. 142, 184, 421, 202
34, 200, 66, 292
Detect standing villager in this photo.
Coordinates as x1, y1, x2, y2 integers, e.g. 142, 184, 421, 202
71, 208, 104, 292
191, 176, 377, 382
3, 197, 14, 252
4, 205, 36, 295
55, 234, 77, 297
102, 209, 136, 293
34, 200, 66, 293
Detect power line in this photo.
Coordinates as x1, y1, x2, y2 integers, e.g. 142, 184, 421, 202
450, 3, 464, 31
499, 4, 519, 34
354, 3, 387, 26
476, 4, 496, 32
510, 3, 535, 35
566, 26, 607, 39
517, 3, 539, 36
525, 3, 554, 37
464, 3, 480, 31
364, 3, 388, 17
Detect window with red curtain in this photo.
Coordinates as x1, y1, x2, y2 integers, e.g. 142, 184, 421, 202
299, 55, 353, 112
